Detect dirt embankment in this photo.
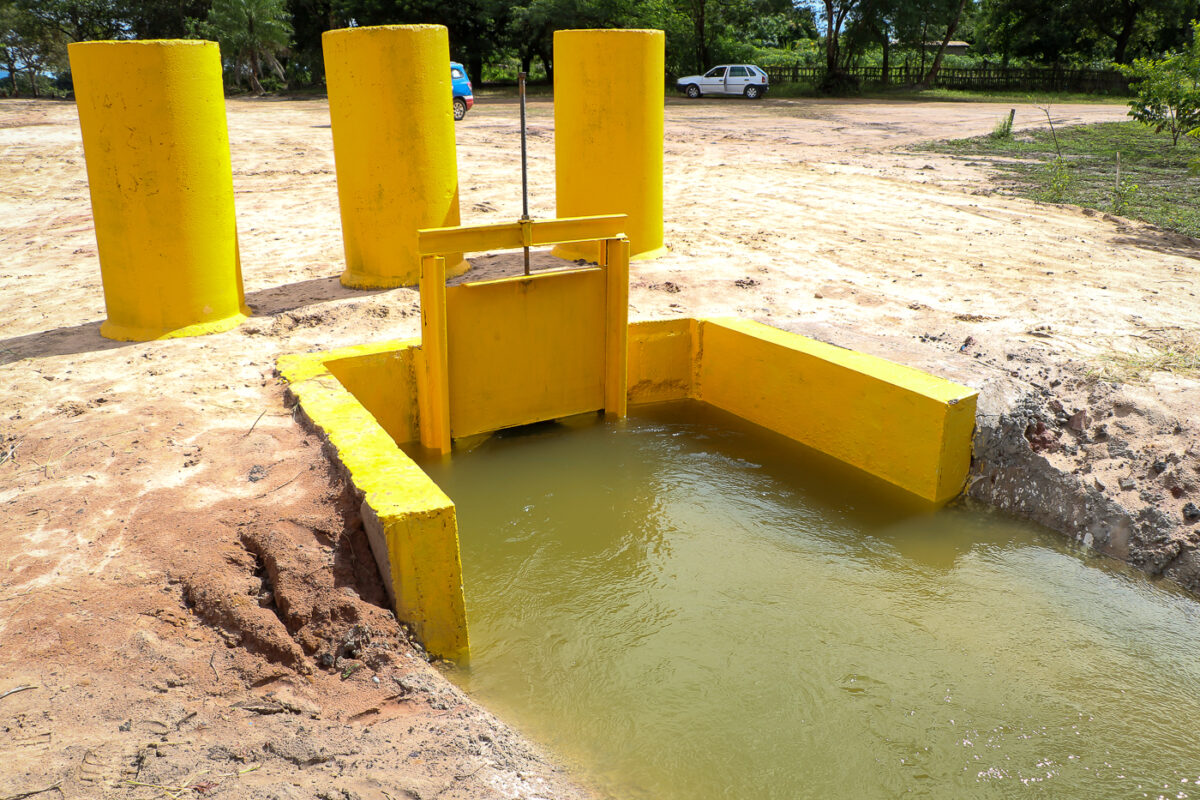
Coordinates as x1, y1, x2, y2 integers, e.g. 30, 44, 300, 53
2, 95, 1199, 798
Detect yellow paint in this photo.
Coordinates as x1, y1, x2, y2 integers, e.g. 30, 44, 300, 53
417, 256, 452, 453
445, 268, 608, 438
325, 347, 420, 446
626, 318, 696, 404
417, 214, 627, 256
278, 315, 975, 657
68, 40, 249, 341
693, 318, 976, 504
552, 30, 666, 262
323, 25, 467, 289
603, 237, 630, 417
418, 217, 630, 441
277, 342, 469, 661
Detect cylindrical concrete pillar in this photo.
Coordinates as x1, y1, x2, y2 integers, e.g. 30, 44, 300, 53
553, 29, 666, 262
323, 25, 467, 289
69, 40, 248, 341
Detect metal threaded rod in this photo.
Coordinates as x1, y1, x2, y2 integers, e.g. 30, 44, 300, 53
519, 71, 530, 275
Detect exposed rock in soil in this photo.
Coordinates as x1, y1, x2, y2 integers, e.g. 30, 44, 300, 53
968, 371, 1200, 591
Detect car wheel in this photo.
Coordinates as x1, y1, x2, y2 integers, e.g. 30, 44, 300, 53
685, 84, 700, 99
744, 85, 760, 100
453, 98, 467, 121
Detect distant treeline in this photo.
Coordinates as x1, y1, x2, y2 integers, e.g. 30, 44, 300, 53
2, 0, 1197, 96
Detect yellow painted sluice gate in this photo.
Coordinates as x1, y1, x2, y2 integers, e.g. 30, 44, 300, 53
414, 215, 631, 454
278, 218, 978, 662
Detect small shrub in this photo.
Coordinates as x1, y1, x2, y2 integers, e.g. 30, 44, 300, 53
1118, 20, 1200, 146
1037, 157, 1074, 202
817, 70, 861, 95
1110, 151, 1138, 213
990, 109, 1015, 139
1112, 178, 1138, 214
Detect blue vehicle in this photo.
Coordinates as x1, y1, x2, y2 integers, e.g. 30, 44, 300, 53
451, 62, 474, 120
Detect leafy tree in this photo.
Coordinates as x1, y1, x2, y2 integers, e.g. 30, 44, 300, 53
1120, 19, 1200, 144
976, 0, 1198, 65
975, 0, 1080, 64
1, 0, 69, 96
287, 0, 341, 84
814, 0, 974, 86
341, 0, 509, 86
499, 0, 691, 78
192, 0, 292, 93
705, 0, 817, 66
126, 0, 214, 38
1057, 0, 1200, 66
817, 0, 859, 74
920, 0, 970, 85
504, 0, 565, 77
1, 0, 23, 94
14, 0, 128, 41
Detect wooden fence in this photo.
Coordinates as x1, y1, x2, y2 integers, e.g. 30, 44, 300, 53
762, 64, 1130, 94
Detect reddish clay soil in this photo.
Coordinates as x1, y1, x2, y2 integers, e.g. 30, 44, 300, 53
2, 94, 1199, 799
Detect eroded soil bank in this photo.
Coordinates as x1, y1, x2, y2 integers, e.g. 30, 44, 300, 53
1, 95, 1198, 798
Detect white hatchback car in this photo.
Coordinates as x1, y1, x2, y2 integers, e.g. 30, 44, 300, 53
676, 65, 769, 99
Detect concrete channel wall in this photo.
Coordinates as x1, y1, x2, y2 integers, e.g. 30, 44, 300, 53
278, 318, 977, 659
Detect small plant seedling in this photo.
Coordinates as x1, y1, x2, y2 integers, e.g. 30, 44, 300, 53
991, 108, 1016, 139
1111, 151, 1139, 214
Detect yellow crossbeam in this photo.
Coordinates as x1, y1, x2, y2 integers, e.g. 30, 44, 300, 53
417, 214, 627, 256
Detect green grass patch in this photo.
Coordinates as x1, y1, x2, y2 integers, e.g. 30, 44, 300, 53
475, 82, 555, 98
765, 83, 1129, 104
864, 87, 1128, 105
922, 120, 1200, 237
762, 80, 822, 98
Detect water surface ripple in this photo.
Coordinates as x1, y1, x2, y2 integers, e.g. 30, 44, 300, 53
414, 402, 1200, 799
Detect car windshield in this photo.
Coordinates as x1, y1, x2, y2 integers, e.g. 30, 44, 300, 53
704, 67, 726, 78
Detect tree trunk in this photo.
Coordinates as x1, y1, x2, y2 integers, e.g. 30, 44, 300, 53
520, 51, 532, 76
823, 0, 838, 72
539, 51, 552, 82
1087, 0, 1142, 65
468, 54, 483, 86
881, 30, 890, 83
249, 51, 264, 94
919, 19, 928, 76
1111, 1, 1140, 64
920, 0, 967, 87
693, 0, 708, 71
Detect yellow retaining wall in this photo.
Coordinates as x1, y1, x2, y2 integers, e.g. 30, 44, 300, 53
277, 317, 975, 657
325, 347, 421, 446
69, 40, 249, 341
692, 319, 976, 504
278, 342, 468, 661
552, 30, 666, 262
627, 318, 695, 404
323, 25, 467, 289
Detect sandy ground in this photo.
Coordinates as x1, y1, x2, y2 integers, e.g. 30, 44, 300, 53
3, 93, 1200, 798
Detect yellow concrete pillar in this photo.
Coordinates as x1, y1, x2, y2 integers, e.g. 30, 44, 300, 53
553, 29, 666, 262
69, 40, 249, 341
323, 25, 467, 289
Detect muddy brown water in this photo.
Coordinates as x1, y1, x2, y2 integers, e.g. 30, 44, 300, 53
412, 401, 1200, 799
